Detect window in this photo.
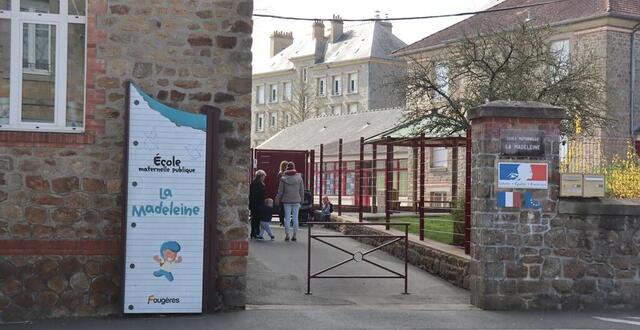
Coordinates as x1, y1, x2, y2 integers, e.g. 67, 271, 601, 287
269, 112, 277, 127
283, 82, 291, 101
301, 66, 307, 82
347, 103, 358, 114
317, 78, 325, 96
269, 83, 277, 102
550, 39, 570, 82
0, 0, 87, 131
430, 191, 447, 208
256, 85, 265, 104
331, 104, 341, 115
255, 113, 264, 132
434, 64, 449, 98
284, 112, 291, 127
348, 72, 358, 93
331, 75, 341, 96
431, 147, 447, 168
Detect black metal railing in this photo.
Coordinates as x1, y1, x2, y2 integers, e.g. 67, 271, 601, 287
305, 222, 410, 295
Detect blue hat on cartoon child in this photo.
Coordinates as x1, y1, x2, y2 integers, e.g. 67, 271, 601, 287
160, 241, 181, 255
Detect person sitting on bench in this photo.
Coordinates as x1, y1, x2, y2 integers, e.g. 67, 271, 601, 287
320, 196, 333, 222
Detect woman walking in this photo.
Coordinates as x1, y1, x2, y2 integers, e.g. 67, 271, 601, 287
275, 162, 304, 241
276, 160, 288, 227
249, 169, 266, 239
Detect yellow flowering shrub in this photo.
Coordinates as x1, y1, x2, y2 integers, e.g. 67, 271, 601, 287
561, 138, 640, 198
600, 147, 640, 199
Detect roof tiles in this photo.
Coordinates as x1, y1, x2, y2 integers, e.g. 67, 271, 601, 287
397, 0, 640, 55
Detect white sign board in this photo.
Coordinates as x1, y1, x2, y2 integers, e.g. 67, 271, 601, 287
498, 162, 548, 189
123, 83, 208, 314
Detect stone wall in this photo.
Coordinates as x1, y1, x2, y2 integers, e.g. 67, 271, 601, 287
0, 0, 253, 321
468, 101, 640, 310
329, 213, 470, 289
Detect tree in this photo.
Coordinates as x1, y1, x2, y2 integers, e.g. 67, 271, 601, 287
401, 20, 609, 137
280, 76, 327, 127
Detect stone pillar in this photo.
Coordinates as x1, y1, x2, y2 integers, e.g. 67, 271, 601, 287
468, 101, 564, 309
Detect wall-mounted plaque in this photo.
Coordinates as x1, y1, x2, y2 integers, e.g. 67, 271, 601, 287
501, 129, 544, 157
123, 83, 215, 314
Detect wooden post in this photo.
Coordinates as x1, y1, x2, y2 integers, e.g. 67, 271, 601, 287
338, 138, 343, 216
310, 149, 315, 207
465, 130, 472, 254
412, 146, 419, 212
385, 137, 393, 230
419, 133, 425, 241
319, 144, 324, 210
372, 144, 377, 214
451, 146, 459, 202
359, 137, 364, 222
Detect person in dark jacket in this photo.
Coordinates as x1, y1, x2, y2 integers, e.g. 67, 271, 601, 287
276, 160, 288, 227
275, 162, 304, 242
249, 169, 266, 239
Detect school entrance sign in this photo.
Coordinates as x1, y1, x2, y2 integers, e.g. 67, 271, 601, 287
122, 83, 218, 314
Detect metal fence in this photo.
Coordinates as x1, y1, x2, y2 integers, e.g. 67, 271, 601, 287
313, 134, 471, 253
560, 136, 640, 198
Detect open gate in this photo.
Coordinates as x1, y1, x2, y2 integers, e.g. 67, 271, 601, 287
252, 148, 315, 200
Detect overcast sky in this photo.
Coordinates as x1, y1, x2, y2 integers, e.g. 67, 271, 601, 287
252, 0, 503, 68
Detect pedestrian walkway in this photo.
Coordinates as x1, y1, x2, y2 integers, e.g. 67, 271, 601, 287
246, 224, 471, 309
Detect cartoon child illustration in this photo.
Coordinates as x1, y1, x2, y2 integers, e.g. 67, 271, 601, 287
153, 241, 182, 282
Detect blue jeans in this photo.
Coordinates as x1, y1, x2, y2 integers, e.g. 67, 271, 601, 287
283, 203, 300, 237
260, 221, 274, 238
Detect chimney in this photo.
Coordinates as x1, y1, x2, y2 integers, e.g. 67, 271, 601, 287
379, 12, 392, 33
330, 14, 343, 43
379, 21, 392, 34
312, 20, 325, 40
269, 31, 293, 57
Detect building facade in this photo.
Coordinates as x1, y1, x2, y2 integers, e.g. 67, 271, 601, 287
0, 0, 252, 321
393, 0, 640, 155
251, 17, 407, 147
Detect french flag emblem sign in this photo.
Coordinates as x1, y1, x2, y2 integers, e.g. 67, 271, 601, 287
498, 162, 548, 189
498, 191, 521, 208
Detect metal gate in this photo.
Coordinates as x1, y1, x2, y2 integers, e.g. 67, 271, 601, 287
305, 222, 410, 295
252, 148, 314, 200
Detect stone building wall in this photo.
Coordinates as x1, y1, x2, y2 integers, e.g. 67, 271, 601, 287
468, 101, 640, 310
0, 0, 253, 321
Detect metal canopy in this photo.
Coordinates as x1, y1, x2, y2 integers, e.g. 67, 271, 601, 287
364, 117, 467, 147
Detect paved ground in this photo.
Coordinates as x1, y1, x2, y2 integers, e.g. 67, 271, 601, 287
4, 224, 640, 329
246, 224, 470, 307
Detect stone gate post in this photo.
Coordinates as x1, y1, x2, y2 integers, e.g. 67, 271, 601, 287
468, 101, 565, 309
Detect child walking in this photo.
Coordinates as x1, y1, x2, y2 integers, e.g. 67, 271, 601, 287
258, 198, 276, 240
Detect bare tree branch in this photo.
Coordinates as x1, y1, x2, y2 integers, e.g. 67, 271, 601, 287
402, 20, 610, 137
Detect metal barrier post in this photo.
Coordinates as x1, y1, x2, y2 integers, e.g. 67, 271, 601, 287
404, 224, 409, 294
359, 137, 364, 222
306, 222, 311, 295
338, 138, 343, 216
419, 133, 425, 241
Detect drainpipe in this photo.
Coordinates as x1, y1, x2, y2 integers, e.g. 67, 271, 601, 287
630, 23, 640, 138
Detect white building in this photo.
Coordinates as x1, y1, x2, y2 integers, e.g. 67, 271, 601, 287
251, 16, 407, 147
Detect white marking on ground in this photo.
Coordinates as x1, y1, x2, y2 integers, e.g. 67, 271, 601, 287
593, 316, 640, 326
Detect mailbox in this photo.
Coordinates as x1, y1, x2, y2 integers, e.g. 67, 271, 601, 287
583, 174, 605, 198
560, 173, 583, 197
